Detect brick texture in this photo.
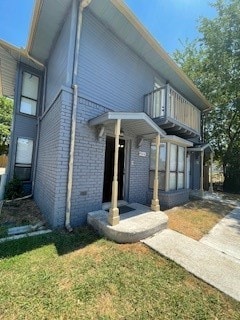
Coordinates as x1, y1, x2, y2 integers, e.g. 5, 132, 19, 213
34, 90, 71, 227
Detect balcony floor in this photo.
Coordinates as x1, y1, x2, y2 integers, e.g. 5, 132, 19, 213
153, 117, 200, 139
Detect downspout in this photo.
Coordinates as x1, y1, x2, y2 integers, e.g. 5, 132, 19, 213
65, 0, 92, 231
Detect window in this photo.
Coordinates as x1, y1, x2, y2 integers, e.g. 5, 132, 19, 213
169, 144, 185, 190
150, 142, 186, 191
20, 72, 39, 116
14, 138, 33, 181
149, 143, 166, 190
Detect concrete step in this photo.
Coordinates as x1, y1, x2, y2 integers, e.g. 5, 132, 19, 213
88, 203, 168, 243
142, 229, 240, 302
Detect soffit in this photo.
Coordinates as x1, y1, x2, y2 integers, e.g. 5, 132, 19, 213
89, 112, 166, 139
27, 0, 72, 64
0, 40, 42, 98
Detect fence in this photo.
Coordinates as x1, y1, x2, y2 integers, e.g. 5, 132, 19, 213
0, 155, 8, 168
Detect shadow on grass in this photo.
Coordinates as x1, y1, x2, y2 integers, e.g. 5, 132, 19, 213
0, 227, 101, 259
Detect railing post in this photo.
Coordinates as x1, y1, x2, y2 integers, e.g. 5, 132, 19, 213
165, 84, 170, 118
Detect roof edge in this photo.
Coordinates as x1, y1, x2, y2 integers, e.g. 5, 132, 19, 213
110, 0, 212, 110
26, 0, 43, 53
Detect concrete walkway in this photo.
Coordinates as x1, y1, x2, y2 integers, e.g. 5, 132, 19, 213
143, 229, 240, 301
200, 207, 240, 261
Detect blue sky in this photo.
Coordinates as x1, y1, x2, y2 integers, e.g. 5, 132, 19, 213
0, 0, 216, 54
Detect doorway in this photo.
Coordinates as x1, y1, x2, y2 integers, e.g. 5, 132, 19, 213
102, 136, 125, 203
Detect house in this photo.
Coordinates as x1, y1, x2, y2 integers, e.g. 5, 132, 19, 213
0, 0, 213, 229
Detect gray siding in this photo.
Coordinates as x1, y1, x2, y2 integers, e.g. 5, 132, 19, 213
7, 64, 42, 186
78, 10, 161, 112
45, 3, 76, 108
8, 114, 37, 182
34, 90, 72, 227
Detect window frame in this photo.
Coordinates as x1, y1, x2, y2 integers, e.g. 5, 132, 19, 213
14, 137, 34, 182
169, 143, 185, 191
150, 141, 186, 192
149, 142, 167, 191
17, 65, 42, 118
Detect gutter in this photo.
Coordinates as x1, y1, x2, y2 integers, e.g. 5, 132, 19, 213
65, 0, 92, 232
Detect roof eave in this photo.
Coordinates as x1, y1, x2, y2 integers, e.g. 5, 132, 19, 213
110, 0, 212, 110
26, 0, 43, 54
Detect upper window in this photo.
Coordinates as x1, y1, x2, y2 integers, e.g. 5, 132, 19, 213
20, 72, 39, 116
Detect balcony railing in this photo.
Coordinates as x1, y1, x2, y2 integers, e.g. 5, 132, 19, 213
144, 85, 201, 135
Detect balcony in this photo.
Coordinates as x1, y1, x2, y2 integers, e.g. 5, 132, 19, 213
144, 85, 201, 138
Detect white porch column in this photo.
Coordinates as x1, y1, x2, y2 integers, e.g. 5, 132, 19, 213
151, 134, 161, 212
165, 142, 170, 191
209, 152, 214, 193
200, 150, 204, 195
108, 119, 121, 226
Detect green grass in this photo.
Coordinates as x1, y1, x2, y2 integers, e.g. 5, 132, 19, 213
0, 228, 239, 320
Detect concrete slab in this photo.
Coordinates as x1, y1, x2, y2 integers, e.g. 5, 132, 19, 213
0, 229, 52, 243
88, 203, 168, 243
200, 208, 240, 261
143, 229, 240, 301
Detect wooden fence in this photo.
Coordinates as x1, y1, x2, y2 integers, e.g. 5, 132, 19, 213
0, 154, 8, 167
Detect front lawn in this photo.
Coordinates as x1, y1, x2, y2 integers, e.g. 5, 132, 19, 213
0, 228, 239, 319
166, 200, 236, 240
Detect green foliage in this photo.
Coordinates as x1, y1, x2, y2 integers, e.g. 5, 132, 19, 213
4, 177, 24, 200
172, 0, 240, 192
0, 96, 13, 154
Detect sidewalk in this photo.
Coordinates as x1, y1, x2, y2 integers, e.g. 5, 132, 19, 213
200, 207, 240, 261
143, 204, 240, 302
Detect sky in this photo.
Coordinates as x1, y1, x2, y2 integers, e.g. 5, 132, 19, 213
0, 0, 216, 54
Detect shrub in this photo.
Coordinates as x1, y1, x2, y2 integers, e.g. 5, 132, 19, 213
4, 177, 24, 200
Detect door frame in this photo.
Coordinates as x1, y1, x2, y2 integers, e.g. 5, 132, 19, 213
102, 135, 130, 203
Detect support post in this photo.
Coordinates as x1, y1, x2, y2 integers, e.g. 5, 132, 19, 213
151, 134, 161, 211
200, 150, 204, 196
108, 119, 121, 226
165, 142, 170, 191
209, 152, 214, 193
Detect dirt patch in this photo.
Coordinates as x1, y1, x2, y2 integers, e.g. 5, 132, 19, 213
0, 198, 45, 228
165, 199, 236, 240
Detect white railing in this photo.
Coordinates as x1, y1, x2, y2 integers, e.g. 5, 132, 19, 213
144, 86, 166, 118
144, 85, 201, 134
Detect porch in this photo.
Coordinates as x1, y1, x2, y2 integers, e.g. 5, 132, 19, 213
87, 111, 168, 241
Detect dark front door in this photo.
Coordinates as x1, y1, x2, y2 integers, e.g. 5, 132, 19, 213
102, 136, 125, 203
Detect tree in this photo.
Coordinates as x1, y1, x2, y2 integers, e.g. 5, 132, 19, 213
172, 0, 240, 192
0, 96, 13, 154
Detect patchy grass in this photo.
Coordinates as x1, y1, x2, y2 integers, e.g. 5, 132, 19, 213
0, 228, 239, 319
0, 199, 45, 229
166, 200, 236, 240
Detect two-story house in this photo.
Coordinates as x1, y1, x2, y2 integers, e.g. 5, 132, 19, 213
0, 0, 212, 229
